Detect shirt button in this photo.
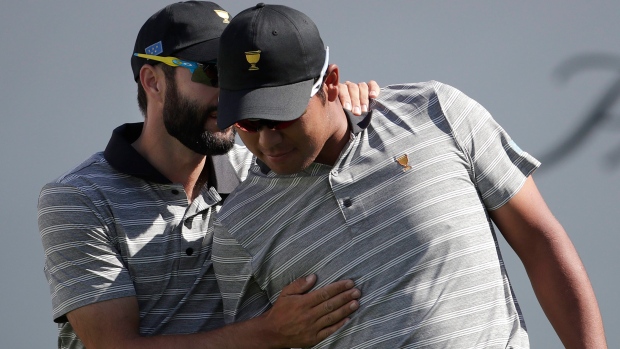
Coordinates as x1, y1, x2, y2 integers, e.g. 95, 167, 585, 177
171, 189, 180, 195
330, 170, 338, 177
343, 198, 353, 207
186, 247, 194, 256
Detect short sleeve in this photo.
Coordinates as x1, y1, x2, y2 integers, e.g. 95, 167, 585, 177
38, 182, 135, 322
435, 82, 540, 210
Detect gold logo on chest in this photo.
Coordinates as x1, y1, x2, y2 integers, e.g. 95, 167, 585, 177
395, 154, 412, 171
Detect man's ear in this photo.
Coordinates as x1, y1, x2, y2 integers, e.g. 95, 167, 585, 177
139, 64, 165, 104
324, 64, 340, 102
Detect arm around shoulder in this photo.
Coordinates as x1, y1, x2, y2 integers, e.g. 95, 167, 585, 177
489, 176, 607, 348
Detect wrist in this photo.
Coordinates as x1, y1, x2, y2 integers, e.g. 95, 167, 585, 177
255, 311, 286, 349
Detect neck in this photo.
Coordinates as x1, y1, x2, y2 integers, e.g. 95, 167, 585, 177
316, 102, 351, 166
133, 122, 207, 202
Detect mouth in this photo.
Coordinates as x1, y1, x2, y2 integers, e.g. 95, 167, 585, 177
264, 149, 294, 162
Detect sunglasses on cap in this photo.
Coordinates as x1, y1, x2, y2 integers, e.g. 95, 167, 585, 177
235, 118, 300, 133
133, 53, 218, 87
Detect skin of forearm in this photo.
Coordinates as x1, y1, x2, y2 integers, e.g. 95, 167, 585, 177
76, 317, 281, 349
522, 233, 607, 348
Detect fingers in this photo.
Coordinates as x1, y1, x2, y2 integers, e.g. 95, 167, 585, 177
339, 81, 380, 116
316, 289, 360, 325
300, 282, 359, 344
306, 280, 360, 323
315, 318, 349, 343
357, 81, 381, 112
338, 81, 359, 114
264, 278, 360, 347
306, 279, 357, 307
279, 274, 318, 297
313, 291, 360, 342
367, 80, 380, 99
357, 82, 369, 113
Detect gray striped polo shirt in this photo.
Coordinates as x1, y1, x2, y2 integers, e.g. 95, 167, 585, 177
38, 123, 253, 348
212, 81, 539, 348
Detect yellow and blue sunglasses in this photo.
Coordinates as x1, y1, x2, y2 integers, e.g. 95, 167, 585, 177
133, 53, 218, 87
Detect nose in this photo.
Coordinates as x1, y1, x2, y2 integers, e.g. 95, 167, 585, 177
258, 128, 283, 150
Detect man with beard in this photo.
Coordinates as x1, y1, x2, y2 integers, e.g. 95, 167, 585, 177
37, 2, 378, 348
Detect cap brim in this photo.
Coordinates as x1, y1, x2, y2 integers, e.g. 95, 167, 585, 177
218, 79, 314, 130
175, 37, 220, 62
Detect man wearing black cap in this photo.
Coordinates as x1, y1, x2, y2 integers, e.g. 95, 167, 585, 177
37, 2, 380, 348
212, 4, 607, 348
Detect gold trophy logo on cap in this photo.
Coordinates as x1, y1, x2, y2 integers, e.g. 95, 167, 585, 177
245, 50, 261, 71
214, 10, 230, 23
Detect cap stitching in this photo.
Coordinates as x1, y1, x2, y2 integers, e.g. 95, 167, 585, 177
250, 5, 263, 50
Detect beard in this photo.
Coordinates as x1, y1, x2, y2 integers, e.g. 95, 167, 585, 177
162, 80, 235, 156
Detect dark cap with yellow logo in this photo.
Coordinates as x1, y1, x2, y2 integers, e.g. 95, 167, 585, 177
131, 1, 230, 81
217, 3, 327, 129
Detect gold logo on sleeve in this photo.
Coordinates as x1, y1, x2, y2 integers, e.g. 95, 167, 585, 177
245, 50, 261, 71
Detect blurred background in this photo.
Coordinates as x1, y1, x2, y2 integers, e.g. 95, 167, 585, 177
1, 1, 618, 347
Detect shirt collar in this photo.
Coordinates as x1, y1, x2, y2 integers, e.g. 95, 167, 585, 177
347, 108, 373, 134
104, 123, 170, 183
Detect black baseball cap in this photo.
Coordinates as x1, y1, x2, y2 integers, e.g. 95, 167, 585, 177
131, 1, 230, 81
217, 3, 328, 130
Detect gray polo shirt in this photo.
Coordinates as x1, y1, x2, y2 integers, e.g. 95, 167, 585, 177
38, 123, 253, 348
213, 81, 539, 348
